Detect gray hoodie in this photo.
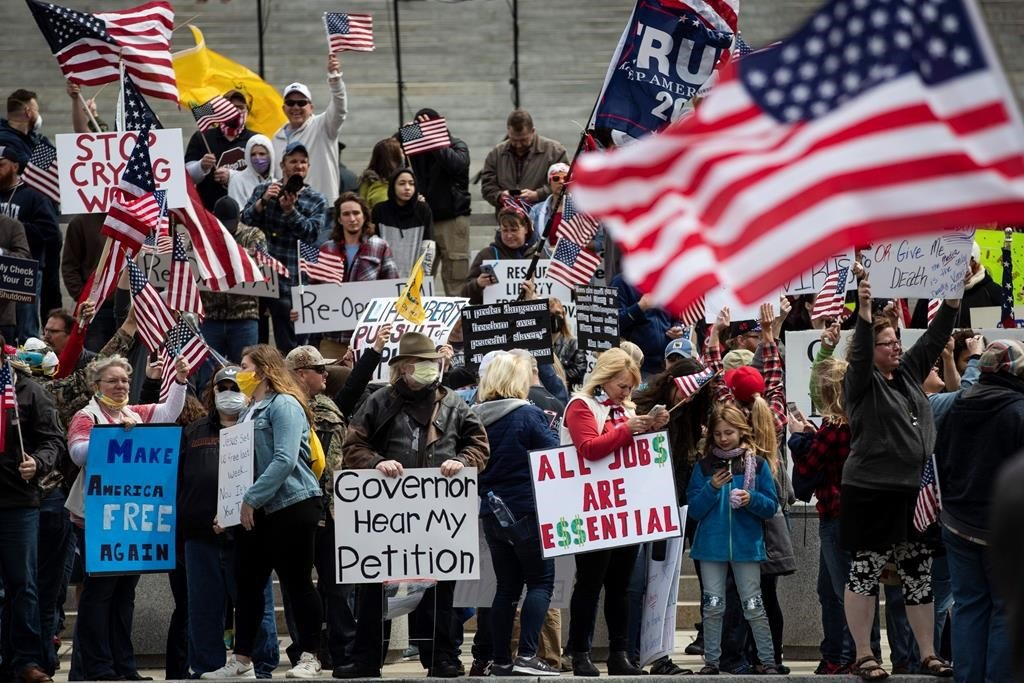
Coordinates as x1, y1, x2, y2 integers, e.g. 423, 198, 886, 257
471, 398, 529, 426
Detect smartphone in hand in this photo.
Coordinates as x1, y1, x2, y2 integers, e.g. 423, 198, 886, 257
480, 264, 499, 285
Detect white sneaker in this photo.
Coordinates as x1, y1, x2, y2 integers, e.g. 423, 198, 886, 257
286, 652, 322, 679
200, 659, 256, 679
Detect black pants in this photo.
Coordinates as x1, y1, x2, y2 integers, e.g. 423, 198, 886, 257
165, 560, 189, 679
69, 574, 140, 680
234, 497, 322, 658
567, 544, 640, 654
352, 581, 458, 670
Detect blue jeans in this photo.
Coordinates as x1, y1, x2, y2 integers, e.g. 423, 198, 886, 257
0, 507, 43, 673
943, 528, 1011, 683
37, 488, 76, 675
931, 552, 953, 657
817, 518, 855, 664
482, 513, 554, 664
699, 560, 774, 668
185, 537, 279, 678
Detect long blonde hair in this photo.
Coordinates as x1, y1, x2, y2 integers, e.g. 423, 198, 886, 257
705, 404, 757, 456
577, 348, 641, 410
742, 396, 779, 474
816, 358, 850, 423
241, 345, 316, 425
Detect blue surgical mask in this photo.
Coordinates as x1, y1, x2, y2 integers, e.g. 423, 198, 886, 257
251, 157, 270, 174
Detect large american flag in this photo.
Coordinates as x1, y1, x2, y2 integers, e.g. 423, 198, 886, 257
167, 233, 204, 320
190, 96, 239, 133
26, 0, 178, 104
102, 127, 157, 250
1001, 229, 1017, 328
547, 237, 601, 289
673, 367, 716, 402
299, 241, 345, 284
253, 242, 290, 279
913, 454, 941, 533
0, 362, 16, 451
810, 267, 849, 320
127, 259, 175, 353
398, 118, 451, 156
118, 71, 162, 131
559, 195, 601, 247
324, 12, 374, 52
22, 141, 59, 204
573, 0, 1024, 316
159, 319, 208, 401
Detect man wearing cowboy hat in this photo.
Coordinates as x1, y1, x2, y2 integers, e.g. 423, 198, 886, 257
338, 331, 488, 679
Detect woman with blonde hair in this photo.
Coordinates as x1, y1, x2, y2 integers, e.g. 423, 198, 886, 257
561, 348, 669, 676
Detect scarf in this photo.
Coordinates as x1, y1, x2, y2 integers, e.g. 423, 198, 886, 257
394, 379, 436, 426
711, 445, 757, 494
597, 394, 627, 424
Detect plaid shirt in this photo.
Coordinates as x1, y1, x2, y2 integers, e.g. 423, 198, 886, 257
792, 419, 850, 520
320, 235, 399, 282
703, 338, 788, 434
239, 181, 325, 291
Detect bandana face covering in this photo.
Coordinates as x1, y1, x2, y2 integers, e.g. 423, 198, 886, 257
96, 393, 129, 411
235, 370, 262, 397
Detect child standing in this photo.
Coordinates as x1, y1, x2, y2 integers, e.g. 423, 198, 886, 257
686, 404, 780, 675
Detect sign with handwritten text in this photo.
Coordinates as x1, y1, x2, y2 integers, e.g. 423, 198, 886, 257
861, 230, 973, 299
217, 421, 254, 528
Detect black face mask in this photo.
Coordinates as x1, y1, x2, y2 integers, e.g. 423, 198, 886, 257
550, 315, 563, 334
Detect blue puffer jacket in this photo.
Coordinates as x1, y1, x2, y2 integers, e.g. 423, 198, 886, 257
687, 453, 778, 562
473, 398, 558, 517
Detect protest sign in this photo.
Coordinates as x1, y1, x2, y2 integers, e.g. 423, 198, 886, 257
977, 228, 1022, 307
639, 506, 688, 666
146, 251, 279, 299
461, 299, 553, 371
292, 279, 435, 334
350, 297, 466, 382
0, 255, 38, 303
861, 230, 973, 299
57, 130, 187, 214
83, 424, 181, 574
781, 252, 857, 296
482, 260, 573, 309
574, 286, 619, 354
334, 468, 479, 583
529, 431, 681, 558
217, 421, 254, 528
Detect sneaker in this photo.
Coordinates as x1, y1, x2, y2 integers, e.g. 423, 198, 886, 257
490, 664, 515, 677
470, 660, 492, 677
201, 660, 256, 679
512, 656, 560, 677
286, 653, 322, 679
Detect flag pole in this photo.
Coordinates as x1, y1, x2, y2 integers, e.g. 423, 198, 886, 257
7, 362, 27, 463
180, 314, 229, 368
76, 92, 103, 133
296, 240, 304, 296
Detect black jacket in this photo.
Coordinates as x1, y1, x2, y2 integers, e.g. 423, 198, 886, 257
0, 373, 66, 509
409, 136, 471, 221
177, 413, 226, 541
185, 127, 256, 210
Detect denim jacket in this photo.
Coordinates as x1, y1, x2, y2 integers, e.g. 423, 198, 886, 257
242, 392, 321, 514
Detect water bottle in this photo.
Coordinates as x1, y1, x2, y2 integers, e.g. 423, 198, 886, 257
486, 491, 516, 528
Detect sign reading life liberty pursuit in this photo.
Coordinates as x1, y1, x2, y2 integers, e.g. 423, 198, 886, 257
529, 431, 681, 558
333, 468, 479, 583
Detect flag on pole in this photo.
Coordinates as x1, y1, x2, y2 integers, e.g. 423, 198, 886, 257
22, 141, 59, 203
913, 454, 941, 533
127, 260, 176, 353
159, 319, 208, 401
253, 242, 290, 279
0, 362, 16, 450
298, 241, 345, 284
117, 71, 163, 131
324, 12, 374, 52
673, 367, 716, 402
811, 267, 850, 320
190, 96, 239, 132
1001, 229, 1017, 328
395, 253, 427, 324
559, 195, 600, 247
167, 234, 205, 319
573, 0, 1024, 317
140, 191, 171, 254
103, 193, 161, 253
25, 0, 178, 104
398, 117, 451, 156
547, 237, 601, 289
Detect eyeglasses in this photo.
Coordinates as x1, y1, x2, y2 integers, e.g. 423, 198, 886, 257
216, 382, 239, 392
875, 340, 902, 348
43, 327, 66, 336
285, 99, 309, 108
549, 174, 567, 183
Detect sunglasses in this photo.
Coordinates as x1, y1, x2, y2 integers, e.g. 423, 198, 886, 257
549, 174, 567, 183
216, 382, 239, 392
300, 366, 328, 375
285, 99, 309, 108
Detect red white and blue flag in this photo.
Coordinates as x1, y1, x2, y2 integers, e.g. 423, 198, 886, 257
1001, 229, 1017, 328
324, 12, 374, 52
190, 96, 239, 132
913, 454, 941, 533
253, 242, 290, 279
546, 237, 601, 289
166, 233, 204, 320
159, 319, 208, 401
23, 141, 59, 203
0, 362, 17, 451
299, 241, 345, 284
127, 259, 176, 353
559, 195, 600, 247
811, 267, 849, 320
673, 367, 716, 402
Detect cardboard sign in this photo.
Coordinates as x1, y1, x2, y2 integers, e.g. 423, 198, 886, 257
333, 468, 480, 583
482, 259, 576, 333
461, 299, 553, 371
704, 286, 784, 324
574, 286, 619, 354
350, 297, 467, 382
83, 424, 182, 574
861, 230, 973, 299
217, 421, 254, 528
57, 130, 187, 214
781, 252, 857, 296
529, 431, 682, 558
145, 252, 279, 299
292, 279, 435, 334
0, 255, 39, 303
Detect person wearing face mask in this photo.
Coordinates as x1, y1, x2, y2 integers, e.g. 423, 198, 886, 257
225, 135, 277, 210
185, 89, 255, 211
337, 332, 489, 679
370, 168, 433, 278
2, 89, 51, 157
177, 366, 280, 679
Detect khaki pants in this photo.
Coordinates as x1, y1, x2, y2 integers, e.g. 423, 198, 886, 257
510, 608, 562, 667
433, 215, 471, 296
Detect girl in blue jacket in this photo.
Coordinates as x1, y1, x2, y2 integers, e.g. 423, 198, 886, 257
687, 404, 780, 675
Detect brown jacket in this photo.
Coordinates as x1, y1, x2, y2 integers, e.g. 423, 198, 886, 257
61, 214, 105, 301
480, 134, 567, 207
0, 216, 32, 326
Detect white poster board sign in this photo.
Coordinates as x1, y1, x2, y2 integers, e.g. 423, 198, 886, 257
529, 431, 682, 558
860, 230, 973, 299
146, 252, 279, 299
57, 130, 187, 213
639, 506, 688, 666
216, 421, 254, 528
780, 252, 857, 296
350, 296, 467, 382
292, 279, 435, 334
333, 468, 480, 583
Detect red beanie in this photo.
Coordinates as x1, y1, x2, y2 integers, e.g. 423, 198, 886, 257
724, 365, 765, 403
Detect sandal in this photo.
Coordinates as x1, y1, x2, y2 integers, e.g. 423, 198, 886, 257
852, 656, 889, 681
921, 655, 954, 678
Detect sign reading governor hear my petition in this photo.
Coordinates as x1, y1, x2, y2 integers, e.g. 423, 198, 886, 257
56, 130, 187, 214
529, 431, 682, 558
334, 468, 480, 584
83, 424, 182, 575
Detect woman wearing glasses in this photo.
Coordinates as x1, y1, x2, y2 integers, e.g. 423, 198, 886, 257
462, 206, 538, 304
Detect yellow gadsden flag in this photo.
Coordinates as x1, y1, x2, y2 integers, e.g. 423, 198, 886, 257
396, 254, 427, 324
172, 26, 286, 138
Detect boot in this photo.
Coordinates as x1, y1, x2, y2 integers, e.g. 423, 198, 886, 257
572, 653, 600, 677
606, 651, 643, 676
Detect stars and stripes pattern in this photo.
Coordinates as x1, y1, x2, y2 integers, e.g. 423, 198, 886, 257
811, 267, 849, 320
102, 192, 161, 253
680, 0, 738, 34
573, 0, 1024, 317
79, 239, 132, 315
398, 117, 451, 156
22, 141, 59, 204
559, 195, 600, 247
190, 96, 239, 132
127, 259, 175, 353
26, 0, 178, 104
0, 361, 17, 450
674, 367, 716, 402
253, 242, 290, 279
166, 234, 204, 320
1001, 229, 1017, 328
546, 237, 601, 289
140, 191, 171, 254
324, 12, 374, 52
677, 296, 706, 327
913, 454, 941, 533
159, 320, 208, 401
118, 71, 162, 131
299, 241, 345, 284
926, 298, 942, 325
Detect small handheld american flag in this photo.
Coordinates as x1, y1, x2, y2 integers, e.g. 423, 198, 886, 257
190, 96, 239, 132
0, 361, 16, 450
398, 118, 451, 156
324, 12, 374, 52
810, 267, 849, 320
559, 195, 600, 247
23, 141, 59, 204
167, 234, 205, 320
546, 237, 601, 289
673, 367, 716, 403
298, 241, 345, 285
913, 454, 941, 533
254, 242, 290, 279
159, 320, 208, 401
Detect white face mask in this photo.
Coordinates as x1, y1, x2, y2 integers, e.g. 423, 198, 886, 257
32, 113, 42, 132
215, 391, 248, 416
410, 360, 440, 386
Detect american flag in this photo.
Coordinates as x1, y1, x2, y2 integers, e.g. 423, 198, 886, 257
560, 195, 600, 247
547, 237, 601, 289
167, 233, 204, 320
324, 12, 374, 52
398, 118, 451, 156
0, 362, 16, 450
103, 192, 161, 253
926, 298, 942, 325
253, 242, 290, 279
159, 319, 208, 401
913, 454, 941, 533
140, 190, 171, 254
677, 296, 706, 327
127, 259, 175, 353
118, 71, 162, 131
673, 367, 716, 402
811, 267, 849, 320
299, 241, 345, 284
22, 141, 59, 204
573, 0, 1024, 317
26, 0, 178, 104
79, 239, 132, 315
190, 96, 239, 132
1001, 229, 1017, 328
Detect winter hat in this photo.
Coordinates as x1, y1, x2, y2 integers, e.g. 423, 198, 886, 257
724, 365, 766, 403
722, 348, 755, 370
978, 339, 1024, 377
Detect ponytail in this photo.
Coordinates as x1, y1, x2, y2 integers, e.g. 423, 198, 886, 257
748, 394, 779, 474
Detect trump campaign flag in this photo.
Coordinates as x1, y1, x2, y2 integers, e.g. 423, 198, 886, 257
574, 0, 1024, 316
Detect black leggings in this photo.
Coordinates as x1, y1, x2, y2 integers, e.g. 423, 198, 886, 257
234, 497, 322, 657
567, 545, 640, 653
